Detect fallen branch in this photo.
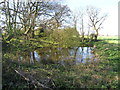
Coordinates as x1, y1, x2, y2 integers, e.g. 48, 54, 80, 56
15, 69, 52, 90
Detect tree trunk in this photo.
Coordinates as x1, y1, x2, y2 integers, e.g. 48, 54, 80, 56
95, 30, 98, 41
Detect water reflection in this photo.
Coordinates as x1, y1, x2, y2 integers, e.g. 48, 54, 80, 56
16, 47, 96, 65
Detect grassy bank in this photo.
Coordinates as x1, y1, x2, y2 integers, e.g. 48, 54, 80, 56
2, 36, 119, 89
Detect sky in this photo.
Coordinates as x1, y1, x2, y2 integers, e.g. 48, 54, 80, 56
64, 0, 119, 35
0, 0, 118, 35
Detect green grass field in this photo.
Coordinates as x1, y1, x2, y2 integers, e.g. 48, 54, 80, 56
2, 36, 119, 89
98, 36, 119, 44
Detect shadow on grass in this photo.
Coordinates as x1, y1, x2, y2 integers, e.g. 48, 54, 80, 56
2, 38, 119, 89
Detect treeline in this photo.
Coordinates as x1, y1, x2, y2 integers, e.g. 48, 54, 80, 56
0, 0, 107, 48
0, 0, 70, 39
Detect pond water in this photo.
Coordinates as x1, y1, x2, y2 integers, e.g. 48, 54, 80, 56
15, 47, 97, 65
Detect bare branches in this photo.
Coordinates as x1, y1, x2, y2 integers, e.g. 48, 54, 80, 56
86, 6, 107, 39
15, 69, 53, 89
47, 3, 71, 29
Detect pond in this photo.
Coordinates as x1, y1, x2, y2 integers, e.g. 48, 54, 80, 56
14, 47, 97, 65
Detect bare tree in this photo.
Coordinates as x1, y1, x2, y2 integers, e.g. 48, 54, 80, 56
1, 0, 71, 40
0, 0, 55, 39
47, 2, 71, 30
86, 6, 107, 40
79, 13, 85, 41
0, 0, 21, 40
71, 9, 85, 41
71, 11, 79, 30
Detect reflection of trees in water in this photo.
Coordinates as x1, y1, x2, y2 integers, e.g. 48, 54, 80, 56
15, 51, 36, 64
30, 52, 36, 64
34, 47, 75, 65
15, 47, 95, 65
74, 47, 94, 63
